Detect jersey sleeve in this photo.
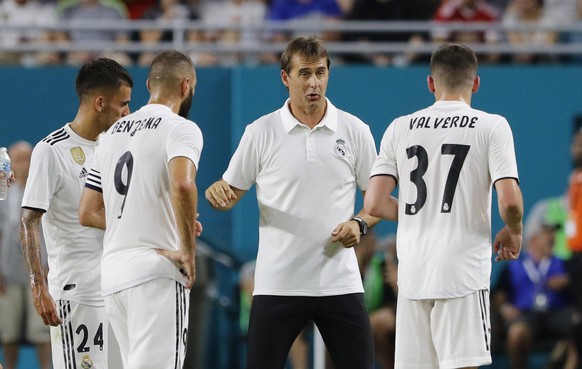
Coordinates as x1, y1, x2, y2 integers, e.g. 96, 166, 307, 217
85, 148, 102, 193
370, 121, 399, 180
355, 124, 377, 191
21, 142, 61, 211
223, 126, 259, 191
489, 117, 519, 184
167, 121, 204, 170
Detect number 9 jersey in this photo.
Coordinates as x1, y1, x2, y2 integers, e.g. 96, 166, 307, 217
85, 104, 203, 295
371, 100, 519, 300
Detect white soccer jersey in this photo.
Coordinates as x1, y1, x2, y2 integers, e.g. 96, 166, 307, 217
224, 98, 377, 296
371, 101, 519, 299
85, 104, 203, 295
22, 124, 104, 306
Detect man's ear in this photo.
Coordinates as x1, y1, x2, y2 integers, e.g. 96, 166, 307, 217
472, 76, 480, 93
427, 75, 436, 93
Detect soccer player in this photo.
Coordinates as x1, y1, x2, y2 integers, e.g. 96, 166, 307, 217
364, 43, 524, 369
78, 50, 202, 369
205, 35, 393, 369
20, 58, 132, 369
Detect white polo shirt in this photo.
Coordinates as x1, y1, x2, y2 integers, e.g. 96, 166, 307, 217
224, 98, 377, 296
371, 101, 519, 299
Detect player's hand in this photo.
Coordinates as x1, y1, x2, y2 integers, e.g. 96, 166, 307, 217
6, 171, 15, 188
156, 249, 196, 289
205, 179, 237, 209
330, 220, 360, 248
493, 225, 522, 261
31, 285, 62, 326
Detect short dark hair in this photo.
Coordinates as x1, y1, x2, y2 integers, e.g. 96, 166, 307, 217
430, 43, 477, 90
75, 58, 133, 101
280, 35, 330, 74
148, 50, 194, 83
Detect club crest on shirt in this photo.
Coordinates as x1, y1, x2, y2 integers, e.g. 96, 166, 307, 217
70, 147, 86, 165
334, 139, 347, 157
80, 355, 93, 368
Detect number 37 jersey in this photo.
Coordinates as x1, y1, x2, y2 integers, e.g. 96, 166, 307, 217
371, 101, 518, 299
86, 104, 203, 295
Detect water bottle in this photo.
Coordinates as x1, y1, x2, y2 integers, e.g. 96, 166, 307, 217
0, 147, 11, 201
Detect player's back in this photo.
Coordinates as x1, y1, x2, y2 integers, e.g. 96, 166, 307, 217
93, 104, 203, 294
386, 100, 518, 299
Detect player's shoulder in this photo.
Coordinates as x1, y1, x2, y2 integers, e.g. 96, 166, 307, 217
39, 125, 70, 148
470, 107, 509, 126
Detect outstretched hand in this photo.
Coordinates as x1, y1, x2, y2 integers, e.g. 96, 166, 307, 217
493, 225, 522, 261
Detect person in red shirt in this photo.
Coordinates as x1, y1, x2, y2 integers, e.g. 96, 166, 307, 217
432, 0, 501, 62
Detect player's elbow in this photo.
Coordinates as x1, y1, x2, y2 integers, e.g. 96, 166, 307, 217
364, 199, 383, 219
172, 179, 197, 196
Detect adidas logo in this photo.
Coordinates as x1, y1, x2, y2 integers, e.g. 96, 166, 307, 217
79, 167, 88, 179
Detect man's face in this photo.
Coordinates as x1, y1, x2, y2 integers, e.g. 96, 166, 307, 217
282, 55, 329, 116
99, 85, 132, 132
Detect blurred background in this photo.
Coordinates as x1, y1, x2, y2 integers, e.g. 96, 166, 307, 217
1, 0, 582, 368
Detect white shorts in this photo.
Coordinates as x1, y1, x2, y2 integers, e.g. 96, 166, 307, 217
105, 278, 190, 369
51, 300, 112, 369
0, 285, 49, 343
395, 290, 492, 369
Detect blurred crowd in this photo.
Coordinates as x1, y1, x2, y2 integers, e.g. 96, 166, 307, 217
0, 0, 582, 67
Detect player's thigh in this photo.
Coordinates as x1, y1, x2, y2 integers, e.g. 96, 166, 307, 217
0, 285, 24, 343
51, 301, 109, 369
246, 295, 313, 369
314, 294, 374, 369
431, 290, 492, 369
395, 295, 439, 369
125, 279, 190, 369
24, 287, 50, 344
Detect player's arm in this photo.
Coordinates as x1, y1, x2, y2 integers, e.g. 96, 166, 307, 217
158, 156, 199, 289
493, 178, 523, 261
20, 207, 62, 326
79, 188, 106, 230
364, 175, 399, 221
205, 179, 246, 211
331, 191, 385, 248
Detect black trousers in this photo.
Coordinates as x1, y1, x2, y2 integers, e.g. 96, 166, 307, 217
245, 293, 374, 369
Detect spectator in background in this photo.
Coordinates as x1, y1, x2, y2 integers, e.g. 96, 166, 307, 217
341, 0, 408, 66
261, 0, 345, 63
493, 220, 578, 369
502, 0, 558, 64
122, 0, 155, 19
354, 232, 398, 369
0, 0, 61, 66
138, 0, 196, 66
565, 122, 582, 367
341, 0, 440, 66
0, 141, 51, 369
200, 0, 268, 65
56, 0, 132, 65
525, 195, 569, 260
432, 0, 501, 63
